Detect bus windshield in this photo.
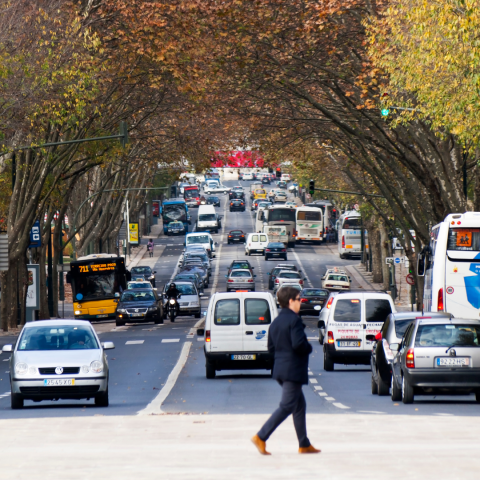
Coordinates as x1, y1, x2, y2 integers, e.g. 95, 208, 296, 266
73, 272, 116, 302
297, 211, 321, 221
184, 188, 199, 199
163, 204, 187, 223
447, 228, 480, 251
268, 209, 296, 222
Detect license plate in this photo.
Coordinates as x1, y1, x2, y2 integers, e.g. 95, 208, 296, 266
131, 313, 144, 317
311, 301, 321, 304
337, 341, 361, 347
436, 357, 470, 367
231, 354, 256, 360
44, 379, 75, 386
96, 314, 108, 318
179, 303, 189, 306
272, 253, 280, 256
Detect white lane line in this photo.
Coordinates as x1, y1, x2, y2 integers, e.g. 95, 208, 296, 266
357, 410, 386, 414
333, 403, 350, 409
325, 397, 335, 401
307, 337, 319, 341
186, 335, 194, 339
314, 386, 323, 391
125, 340, 145, 345
319, 393, 328, 397
292, 249, 312, 287
3, 359, 9, 361
197, 338, 204, 341
162, 338, 180, 343
434, 413, 454, 416
309, 378, 318, 384
308, 371, 313, 376
138, 341, 192, 415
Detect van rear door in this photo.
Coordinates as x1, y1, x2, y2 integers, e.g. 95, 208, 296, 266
242, 296, 276, 353
329, 297, 363, 350
210, 298, 243, 352
364, 297, 393, 352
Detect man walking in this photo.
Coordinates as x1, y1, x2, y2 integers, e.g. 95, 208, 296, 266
252, 286, 320, 455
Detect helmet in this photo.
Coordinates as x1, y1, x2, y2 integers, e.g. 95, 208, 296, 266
169, 283, 176, 289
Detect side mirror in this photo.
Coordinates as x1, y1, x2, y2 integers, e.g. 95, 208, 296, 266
199, 293, 204, 297
365, 334, 376, 342
115, 292, 120, 298
153, 271, 157, 274
389, 343, 400, 352
2, 345, 13, 352
225, 275, 227, 278
254, 275, 257, 278
197, 328, 205, 336
314, 305, 321, 311
267, 272, 271, 275
102, 342, 115, 350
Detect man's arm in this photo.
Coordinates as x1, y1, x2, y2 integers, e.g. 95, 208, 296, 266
291, 318, 312, 356
268, 328, 275, 356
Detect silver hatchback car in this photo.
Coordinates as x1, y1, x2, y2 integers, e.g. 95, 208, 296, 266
225, 269, 256, 292
3, 319, 114, 409
390, 318, 480, 404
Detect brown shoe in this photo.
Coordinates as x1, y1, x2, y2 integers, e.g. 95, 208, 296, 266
251, 435, 271, 455
299, 445, 321, 454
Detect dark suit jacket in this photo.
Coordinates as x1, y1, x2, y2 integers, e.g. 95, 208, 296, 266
268, 307, 312, 385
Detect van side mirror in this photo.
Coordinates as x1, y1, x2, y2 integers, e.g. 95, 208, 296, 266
2, 345, 13, 352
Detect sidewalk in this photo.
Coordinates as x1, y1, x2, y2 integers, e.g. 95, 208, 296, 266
2, 413, 478, 479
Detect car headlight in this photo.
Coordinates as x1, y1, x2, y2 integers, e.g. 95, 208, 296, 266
15, 363, 28, 376
169, 299, 176, 305
190, 302, 199, 307
75, 310, 81, 315
90, 360, 103, 373
117, 308, 126, 313
148, 307, 158, 312
81, 365, 90, 374
28, 366, 37, 375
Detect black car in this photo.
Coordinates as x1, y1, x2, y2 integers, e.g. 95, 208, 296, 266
115, 289, 163, 326
229, 190, 245, 200
265, 242, 287, 261
206, 196, 221, 207
299, 288, 330, 316
181, 251, 211, 274
230, 199, 245, 212
277, 181, 287, 189
227, 230, 246, 244
130, 266, 157, 287
180, 265, 209, 287
166, 221, 186, 236
268, 264, 299, 289
262, 177, 270, 185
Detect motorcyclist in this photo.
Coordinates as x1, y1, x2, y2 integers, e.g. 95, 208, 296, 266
166, 283, 181, 315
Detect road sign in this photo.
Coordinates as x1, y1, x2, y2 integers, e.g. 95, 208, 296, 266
394, 257, 402, 265
29, 220, 41, 248
406, 274, 415, 286
385, 257, 394, 264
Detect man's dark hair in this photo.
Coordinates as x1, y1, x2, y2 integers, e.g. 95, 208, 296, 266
277, 286, 300, 309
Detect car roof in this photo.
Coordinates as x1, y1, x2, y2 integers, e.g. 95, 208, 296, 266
23, 319, 96, 328
389, 312, 453, 320
230, 260, 251, 264
211, 291, 274, 300
230, 268, 253, 274
415, 317, 476, 325
334, 291, 392, 299
278, 270, 300, 275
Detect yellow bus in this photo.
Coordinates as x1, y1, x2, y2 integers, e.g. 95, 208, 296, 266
67, 254, 130, 320
253, 188, 267, 200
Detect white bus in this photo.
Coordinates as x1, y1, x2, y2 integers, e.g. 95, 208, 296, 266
418, 212, 480, 318
338, 210, 366, 259
296, 206, 323, 244
259, 205, 297, 247
306, 200, 335, 239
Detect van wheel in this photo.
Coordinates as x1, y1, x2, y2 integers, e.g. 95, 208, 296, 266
324, 350, 334, 371
206, 362, 216, 379
194, 312, 201, 319
391, 375, 402, 401
245, 250, 249, 256
371, 374, 378, 394
154, 316, 163, 325
402, 375, 414, 404
377, 370, 390, 396
475, 391, 480, 402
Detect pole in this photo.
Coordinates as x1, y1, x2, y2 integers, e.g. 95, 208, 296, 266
47, 229, 53, 317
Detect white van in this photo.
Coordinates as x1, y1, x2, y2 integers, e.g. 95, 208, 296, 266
245, 233, 269, 256
198, 292, 278, 378
197, 205, 220, 233
185, 232, 217, 257
322, 291, 396, 371
280, 173, 291, 182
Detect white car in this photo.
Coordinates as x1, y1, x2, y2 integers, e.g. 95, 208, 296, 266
197, 291, 278, 378
273, 270, 305, 292
162, 282, 202, 318
245, 233, 269, 256
284, 201, 298, 208
281, 174, 291, 182
274, 191, 287, 202
242, 173, 254, 180
321, 272, 351, 291
204, 184, 231, 194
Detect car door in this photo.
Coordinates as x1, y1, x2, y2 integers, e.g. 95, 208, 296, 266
242, 296, 275, 353
210, 297, 243, 352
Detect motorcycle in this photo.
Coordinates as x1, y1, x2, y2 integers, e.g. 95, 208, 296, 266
167, 296, 180, 322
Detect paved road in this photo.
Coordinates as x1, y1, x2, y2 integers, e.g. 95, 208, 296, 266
0, 178, 479, 418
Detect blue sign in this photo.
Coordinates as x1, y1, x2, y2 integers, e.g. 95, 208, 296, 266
29, 220, 41, 248
381, 108, 390, 117
394, 257, 401, 264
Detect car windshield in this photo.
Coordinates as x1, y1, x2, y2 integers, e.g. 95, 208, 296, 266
327, 275, 348, 282
231, 263, 250, 269
333, 299, 361, 322
128, 282, 151, 289
176, 284, 196, 295
198, 214, 216, 221
231, 231, 243, 234
175, 276, 196, 283
415, 324, 480, 347
304, 289, 329, 297
231, 271, 252, 277
279, 272, 300, 279
121, 291, 156, 302
18, 325, 99, 351
186, 254, 207, 261
187, 235, 209, 244
279, 284, 302, 292
131, 267, 151, 274
169, 222, 183, 227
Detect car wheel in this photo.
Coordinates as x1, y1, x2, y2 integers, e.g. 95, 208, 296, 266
284, 256, 288, 261
371, 374, 378, 395
324, 349, 334, 371
265, 256, 269, 261
11, 393, 23, 409
402, 375, 414, 404
377, 369, 390, 396
340, 254, 345, 259
195, 311, 201, 319
318, 332, 324, 345
475, 391, 480, 403
206, 361, 216, 379
95, 387, 109, 407
116, 319, 125, 327
391, 375, 402, 401
154, 315, 163, 325
227, 240, 231, 244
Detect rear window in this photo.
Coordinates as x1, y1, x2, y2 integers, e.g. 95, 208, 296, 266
231, 271, 252, 277
232, 263, 250, 269
447, 228, 480, 251
366, 299, 392, 323
245, 299, 271, 325
333, 299, 361, 322
214, 299, 240, 325
342, 218, 362, 229
279, 272, 300, 279
394, 319, 415, 338
260, 235, 267, 242
327, 275, 348, 282
415, 324, 480, 347
251, 235, 259, 242
303, 289, 329, 297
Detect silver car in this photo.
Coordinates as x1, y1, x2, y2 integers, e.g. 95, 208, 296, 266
162, 282, 203, 318
225, 269, 256, 292
273, 270, 305, 292
390, 318, 480, 404
3, 319, 114, 409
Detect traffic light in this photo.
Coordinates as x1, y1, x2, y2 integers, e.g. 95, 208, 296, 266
309, 179, 315, 195
276, 167, 281, 178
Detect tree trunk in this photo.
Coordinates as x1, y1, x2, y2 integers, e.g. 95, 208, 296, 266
371, 227, 383, 283
0, 271, 8, 332
19, 254, 28, 326
379, 223, 390, 291
38, 242, 49, 320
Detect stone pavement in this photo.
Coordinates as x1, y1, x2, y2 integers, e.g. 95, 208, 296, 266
1, 413, 478, 479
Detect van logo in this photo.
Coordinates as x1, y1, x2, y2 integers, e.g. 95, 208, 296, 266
55, 367, 63, 375
255, 330, 267, 340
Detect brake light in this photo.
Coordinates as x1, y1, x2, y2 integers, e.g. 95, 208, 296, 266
228, 279, 234, 283
342, 235, 345, 249
325, 284, 334, 287
265, 249, 271, 252
438, 288, 444, 312
300, 298, 308, 303
299, 280, 304, 285
275, 279, 279, 283
247, 279, 254, 282
293, 229, 297, 238
375, 332, 382, 341
326, 297, 334, 309
230, 203, 233, 206
282, 249, 286, 252
228, 235, 232, 238
206, 330, 211, 342
327, 331, 334, 344
406, 348, 415, 368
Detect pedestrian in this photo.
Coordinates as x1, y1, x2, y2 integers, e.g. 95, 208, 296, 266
251, 286, 320, 455
147, 239, 154, 258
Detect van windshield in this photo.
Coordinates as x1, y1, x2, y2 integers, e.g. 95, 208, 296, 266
333, 299, 361, 322
198, 214, 216, 222
187, 235, 209, 244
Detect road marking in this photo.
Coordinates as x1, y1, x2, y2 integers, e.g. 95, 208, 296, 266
333, 403, 350, 409
314, 386, 323, 391
186, 335, 194, 339
162, 338, 180, 343
325, 397, 335, 401
138, 341, 192, 415
292, 249, 312, 287
309, 378, 318, 384
434, 413, 454, 416
319, 392, 328, 396
197, 338, 204, 341
307, 337, 319, 341
357, 410, 386, 414
125, 340, 144, 345
308, 371, 313, 376
3, 359, 9, 361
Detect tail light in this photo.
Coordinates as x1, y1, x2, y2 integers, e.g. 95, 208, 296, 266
342, 235, 345, 249
326, 297, 334, 309
299, 280, 304, 285
282, 249, 286, 252
326, 284, 334, 287
437, 288, 444, 312
247, 279, 253, 282
293, 229, 297, 238
275, 279, 279, 283
230, 203, 233, 206
327, 331, 334, 344
406, 348, 415, 368
265, 249, 271, 252
227, 279, 234, 283
300, 298, 308, 303
375, 332, 382, 341
228, 235, 232, 238
206, 330, 211, 342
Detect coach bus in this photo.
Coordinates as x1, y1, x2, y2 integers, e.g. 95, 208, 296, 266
337, 210, 368, 259
67, 254, 130, 320
296, 206, 323, 244
418, 212, 480, 319
262, 205, 297, 247
162, 198, 189, 234
183, 185, 200, 208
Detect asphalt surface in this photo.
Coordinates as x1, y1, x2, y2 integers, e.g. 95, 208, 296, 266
1, 178, 479, 418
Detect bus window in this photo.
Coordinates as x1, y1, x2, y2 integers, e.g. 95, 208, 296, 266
297, 211, 321, 221
268, 209, 296, 222
447, 228, 480, 251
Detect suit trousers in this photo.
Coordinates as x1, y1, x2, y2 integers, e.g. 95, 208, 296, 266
257, 380, 310, 448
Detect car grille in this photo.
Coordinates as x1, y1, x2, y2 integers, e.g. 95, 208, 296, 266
38, 367, 80, 375
20, 386, 100, 395
126, 308, 148, 314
